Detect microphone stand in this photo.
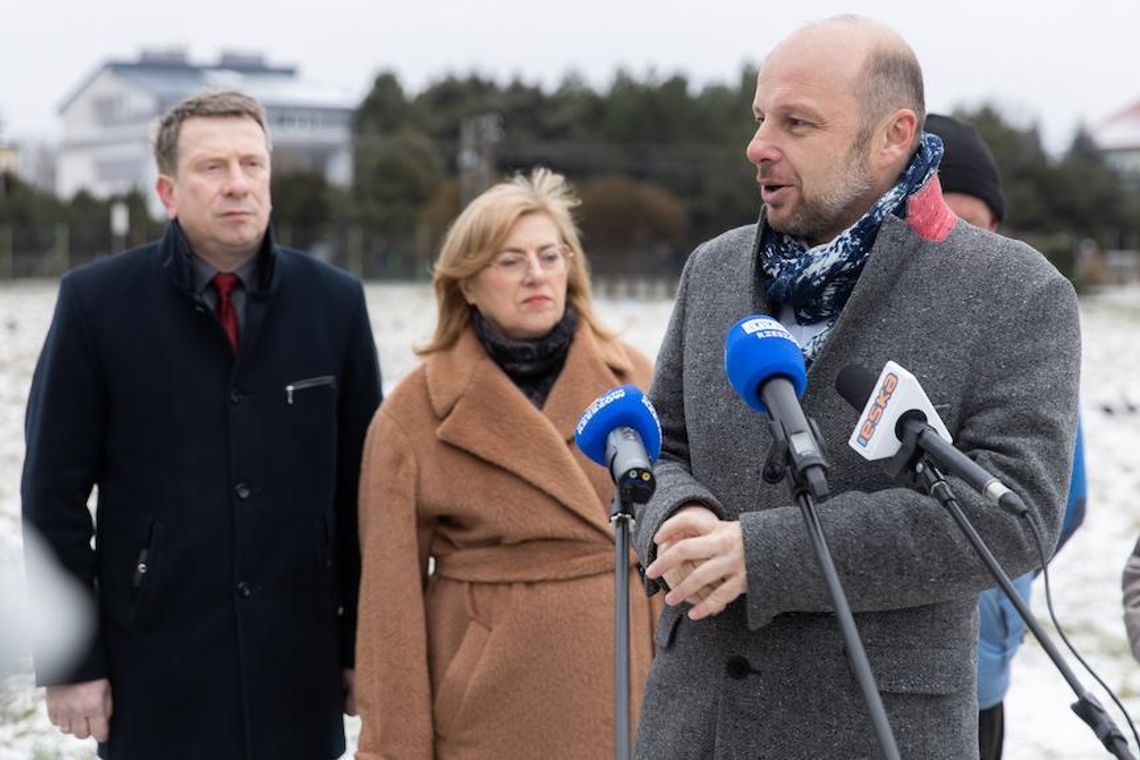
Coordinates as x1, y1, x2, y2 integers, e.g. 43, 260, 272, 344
764, 418, 902, 760
611, 472, 653, 760
903, 433, 1135, 758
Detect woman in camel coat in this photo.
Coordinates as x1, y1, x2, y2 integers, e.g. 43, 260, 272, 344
355, 168, 658, 759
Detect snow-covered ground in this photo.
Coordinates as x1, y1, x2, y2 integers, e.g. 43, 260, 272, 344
1, 279, 1137, 759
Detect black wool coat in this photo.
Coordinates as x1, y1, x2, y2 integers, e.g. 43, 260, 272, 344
22, 222, 382, 760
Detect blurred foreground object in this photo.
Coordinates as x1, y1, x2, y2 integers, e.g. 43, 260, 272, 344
2, 527, 93, 680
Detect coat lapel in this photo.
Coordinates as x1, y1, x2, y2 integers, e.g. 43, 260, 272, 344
542, 325, 632, 443
232, 230, 281, 373
426, 325, 631, 535
804, 214, 920, 385
749, 205, 931, 388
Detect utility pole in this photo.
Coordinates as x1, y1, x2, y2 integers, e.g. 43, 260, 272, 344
110, 200, 129, 254
0, 110, 8, 200
458, 113, 503, 207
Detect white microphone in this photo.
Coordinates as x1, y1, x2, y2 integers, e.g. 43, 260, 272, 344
836, 362, 1028, 517
845, 361, 952, 460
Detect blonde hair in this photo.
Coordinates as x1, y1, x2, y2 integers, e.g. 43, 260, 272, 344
417, 167, 611, 355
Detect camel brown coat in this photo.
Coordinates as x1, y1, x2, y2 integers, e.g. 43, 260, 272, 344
355, 322, 658, 760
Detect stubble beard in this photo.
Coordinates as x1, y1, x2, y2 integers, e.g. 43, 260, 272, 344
773, 144, 876, 245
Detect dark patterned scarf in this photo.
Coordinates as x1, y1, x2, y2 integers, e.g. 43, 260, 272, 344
472, 305, 579, 408
758, 132, 944, 364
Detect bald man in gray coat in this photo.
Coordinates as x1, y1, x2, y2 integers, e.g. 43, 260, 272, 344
633, 17, 1079, 760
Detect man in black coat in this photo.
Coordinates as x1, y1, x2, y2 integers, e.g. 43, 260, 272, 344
21, 90, 383, 759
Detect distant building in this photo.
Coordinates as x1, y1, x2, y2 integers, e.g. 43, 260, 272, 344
1104, 249, 1140, 284
0, 140, 17, 176
18, 142, 58, 193
57, 48, 357, 217
1091, 101, 1140, 177
0, 134, 56, 193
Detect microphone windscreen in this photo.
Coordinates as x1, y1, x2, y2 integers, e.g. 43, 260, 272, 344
835, 364, 878, 412
723, 315, 807, 414
575, 385, 662, 467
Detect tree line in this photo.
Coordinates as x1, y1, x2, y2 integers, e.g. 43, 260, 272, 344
1, 68, 1137, 283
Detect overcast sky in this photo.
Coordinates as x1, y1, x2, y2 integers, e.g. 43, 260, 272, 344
2, 0, 1137, 155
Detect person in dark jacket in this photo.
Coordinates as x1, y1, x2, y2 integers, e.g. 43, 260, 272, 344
21, 90, 382, 760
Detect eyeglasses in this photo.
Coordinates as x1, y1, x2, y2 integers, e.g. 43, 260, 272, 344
488, 246, 572, 278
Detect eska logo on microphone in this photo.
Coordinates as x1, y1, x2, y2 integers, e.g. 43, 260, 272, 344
856, 372, 899, 447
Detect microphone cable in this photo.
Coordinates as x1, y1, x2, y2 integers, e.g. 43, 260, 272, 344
1021, 509, 1140, 751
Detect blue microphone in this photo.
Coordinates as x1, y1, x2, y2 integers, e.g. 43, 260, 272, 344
724, 315, 828, 497
576, 385, 661, 504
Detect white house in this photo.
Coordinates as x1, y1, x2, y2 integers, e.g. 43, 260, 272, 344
57, 49, 357, 218
1092, 101, 1140, 177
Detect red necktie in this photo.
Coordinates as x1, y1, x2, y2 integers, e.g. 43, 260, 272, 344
212, 273, 241, 353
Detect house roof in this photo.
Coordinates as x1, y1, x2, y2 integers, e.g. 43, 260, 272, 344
59, 52, 359, 115
1093, 101, 1140, 152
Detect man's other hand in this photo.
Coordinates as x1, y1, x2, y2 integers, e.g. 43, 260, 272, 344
647, 505, 746, 620
46, 678, 112, 742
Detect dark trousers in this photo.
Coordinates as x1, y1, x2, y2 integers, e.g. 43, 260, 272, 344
978, 702, 1005, 760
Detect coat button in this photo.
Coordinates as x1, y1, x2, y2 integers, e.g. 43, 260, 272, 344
234, 483, 251, 499
726, 655, 756, 680
236, 581, 252, 597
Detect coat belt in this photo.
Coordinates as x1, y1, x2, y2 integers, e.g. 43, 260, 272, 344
433, 540, 639, 584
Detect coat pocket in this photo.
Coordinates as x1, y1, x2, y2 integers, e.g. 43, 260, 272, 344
121, 518, 164, 629
433, 617, 492, 736
316, 511, 342, 618
284, 374, 339, 454
284, 375, 337, 405
862, 643, 972, 696
654, 603, 685, 650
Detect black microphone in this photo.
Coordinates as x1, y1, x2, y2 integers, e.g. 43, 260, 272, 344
840, 364, 1138, 760
605, 427, 653, 495
724, 316, 828, 498
726, 320, 907, 758
836, 362, 1027, 517
575, 385, 662, 504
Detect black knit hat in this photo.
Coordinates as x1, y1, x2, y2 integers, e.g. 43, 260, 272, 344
925, 114, 1006, 223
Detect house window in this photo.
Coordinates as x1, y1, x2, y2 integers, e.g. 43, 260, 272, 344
93, 97, 122, 126
95, 157, 139, 183
272, 109, 327, 130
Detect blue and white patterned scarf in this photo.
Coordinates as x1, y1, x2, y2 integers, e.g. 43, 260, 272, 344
758, 132, 944, 364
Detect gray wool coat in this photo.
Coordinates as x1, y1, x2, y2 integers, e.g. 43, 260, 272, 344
631, 202, 1080, 759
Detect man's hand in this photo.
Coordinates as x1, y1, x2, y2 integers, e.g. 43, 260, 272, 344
646, 505, 747, 621
645, 504, 717, 593
342, 668, 357, 717
46, 678, 112, 742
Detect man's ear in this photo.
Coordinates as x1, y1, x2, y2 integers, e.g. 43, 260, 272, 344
878, 108, 920, 167
155, 174, 178, 220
